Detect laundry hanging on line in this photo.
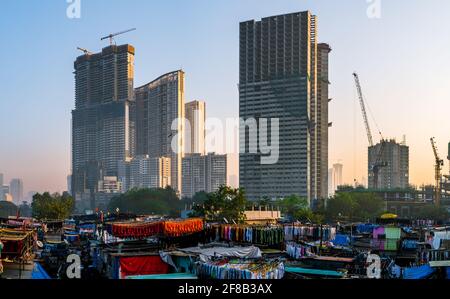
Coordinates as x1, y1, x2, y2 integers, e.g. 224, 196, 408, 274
285, 242, 315, 259
284, 225, 336, 241
196, 259, 285, 279
204, 224, 284, 246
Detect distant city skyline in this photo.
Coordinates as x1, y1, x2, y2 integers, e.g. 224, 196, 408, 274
2, 1, 450, 194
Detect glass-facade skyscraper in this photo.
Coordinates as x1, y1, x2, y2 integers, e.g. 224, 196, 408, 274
239, 11, 330, 203
71, 44, 135, 203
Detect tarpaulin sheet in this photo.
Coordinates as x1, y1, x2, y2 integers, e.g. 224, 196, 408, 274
179, 245, 262, 263
120, 255, 169, 278
403, 264, 435, 279
31, 262, 51, 279
331, 234, 350, 246
385, 227, 401, 239
373, 227, 385, 239
432, 231, 450, 250
356, 224, 376, 234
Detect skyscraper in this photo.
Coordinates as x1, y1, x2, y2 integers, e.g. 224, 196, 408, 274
368, 139, 409, 189
0, 173, 4, 201
135, 70, 185, 194
239, 11, 330, 203
185, 100, 206, 155
182, 153, 206, 198
118, 155, 171, 191
182, 153, 227, 198
316, 43, 332, 199
205, 153, 228, 193
71, 44, 135, 202
9, 178, 24, 204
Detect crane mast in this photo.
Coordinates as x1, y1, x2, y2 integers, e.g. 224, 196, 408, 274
353, 73, 374, 147
353, 72, 387, 189
430, 137, 443, 206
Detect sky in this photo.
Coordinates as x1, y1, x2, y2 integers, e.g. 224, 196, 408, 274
1, 0, 450, 195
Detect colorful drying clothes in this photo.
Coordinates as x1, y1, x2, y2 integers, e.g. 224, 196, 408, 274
196, 259, 285, 279
402, 239, 418, 250
371, 239, 398, 251
205, 225, 284, 246
285, 242, 314, 259
372, 226, 385, 239
284, 225, 336, 242
108, 218, 204, 239
418, 250, 450, 262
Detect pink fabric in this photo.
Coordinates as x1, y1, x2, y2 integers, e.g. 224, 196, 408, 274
373, 227, 385, 239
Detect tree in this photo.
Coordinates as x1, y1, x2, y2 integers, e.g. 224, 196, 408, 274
326, 193, 357, 221
325, 192, 384, 222
108, 186, 181, 217
32, 192, 75, 220
353, 193, 385, 220
278, 195, 310, 221
191, 186, 248, 223
414, 205, 449, 222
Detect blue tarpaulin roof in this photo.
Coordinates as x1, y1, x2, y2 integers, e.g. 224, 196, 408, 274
332, 234, 350, 246
31, 262, 51, 280
356, 224, 377, 234
403, 264, 435, 279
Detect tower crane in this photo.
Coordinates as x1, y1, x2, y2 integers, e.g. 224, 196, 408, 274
430, 137, 443, 206
353, 73, 387, 189
77, 47, 93, 55
101, 28, 136, 45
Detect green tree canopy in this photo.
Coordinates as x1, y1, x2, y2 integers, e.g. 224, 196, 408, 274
108, 186, 181, 217
32, 192, 75, 220
326, 192, 384, 222
413, 205, 449, 221
191, 186, 248, 223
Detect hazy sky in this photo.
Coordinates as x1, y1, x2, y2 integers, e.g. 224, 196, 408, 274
1, 0, 450, 194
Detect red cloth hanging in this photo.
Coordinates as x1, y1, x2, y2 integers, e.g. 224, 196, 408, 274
119, 255, 169, 278
110, 218, 204, 238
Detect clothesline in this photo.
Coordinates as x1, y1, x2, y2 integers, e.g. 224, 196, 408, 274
196, 259, 285, 279
204, 224, 284, 246
284, 225, 336, 241
285, 242, 315, 259
107, 218, 204, 239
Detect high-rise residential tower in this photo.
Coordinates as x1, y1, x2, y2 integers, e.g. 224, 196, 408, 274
71, 44, 135, 202
9, 178, 24, 204
118, 155, 171, 191
185, 100, 206, 155
368, 139, 409, 189
239, 11, 330, 203
182, 153, 227, 198
135, 70, 185, 194
0, 173, 4, 201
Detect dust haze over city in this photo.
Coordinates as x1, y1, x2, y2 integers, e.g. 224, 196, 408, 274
1, 1, 450, 198
3, 0, 450, 288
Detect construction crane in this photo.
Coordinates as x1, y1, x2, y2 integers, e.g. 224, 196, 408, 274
353, 73, 374, 147
77, 47, 93, 55
353, 72, 387, 189
101, 28, 136, 45
430, 137, 443, 206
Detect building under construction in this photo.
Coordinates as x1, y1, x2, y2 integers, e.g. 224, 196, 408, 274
368, 139, 409, 189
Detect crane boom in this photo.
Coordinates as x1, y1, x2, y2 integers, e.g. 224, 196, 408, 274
430, 137, 443, 206
353, 73, 374, 147
101, 28, 136, 45
77, 47, 92, 55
